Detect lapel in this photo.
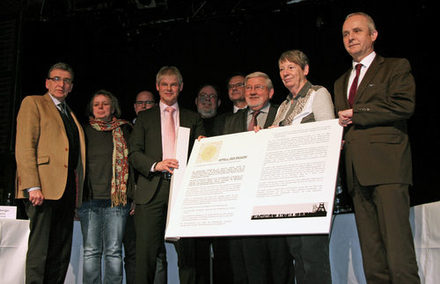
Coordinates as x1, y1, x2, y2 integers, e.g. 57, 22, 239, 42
340, 70, 352, 109
354, 55, 384, 104
150, 106, 163, 155
63, 100, 82, 132
264, 104, 278, 128
241, 108, 249, 131
179, 107, 190, 128
43, 93, 68, 136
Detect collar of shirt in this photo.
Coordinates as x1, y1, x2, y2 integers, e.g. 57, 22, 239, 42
48, 93, 64, 110
247, 102, 271, 128
159, 101, 179, 112
347, 51, 376, 97
159, 101, 179, 128
352, 51, 376, 70
233, 105, 246, 113
247, 102, 270, 116
288, 80, 312, 101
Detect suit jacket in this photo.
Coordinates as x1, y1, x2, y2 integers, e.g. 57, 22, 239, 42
202, 112, 228, 137
223, 103, 278, 135
15, 93, 86, 207
334, 55, 415, 188
129, 105, 205, 204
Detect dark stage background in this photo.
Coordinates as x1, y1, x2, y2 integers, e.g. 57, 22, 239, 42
0, 0, 437, 207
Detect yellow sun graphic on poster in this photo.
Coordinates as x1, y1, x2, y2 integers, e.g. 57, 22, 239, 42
197, 141, 222, 163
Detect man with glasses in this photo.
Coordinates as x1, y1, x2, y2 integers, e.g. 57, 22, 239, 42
194, 84, 224, 137
134, 90, 156, 118
125, 89, 166, 284
223, 72, 291, 284
227, 74, 247, 113
15, 62, 86, 283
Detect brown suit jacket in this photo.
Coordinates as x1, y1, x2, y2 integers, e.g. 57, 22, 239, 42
334, 55, 415, 189
15, 93, 86, 207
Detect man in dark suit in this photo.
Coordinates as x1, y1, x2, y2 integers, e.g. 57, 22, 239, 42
226, 73, 247, 114
15, 62, 86, 283
224, 72, 278, 133
334, 12, 420, 283
129, 66, 205, 284
194, 84, 224, 137
124, 89, 167, 284
223, 71, 291, 284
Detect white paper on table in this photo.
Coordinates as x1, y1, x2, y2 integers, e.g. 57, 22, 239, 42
0, 206, 17, 219
165, 119, 343, 239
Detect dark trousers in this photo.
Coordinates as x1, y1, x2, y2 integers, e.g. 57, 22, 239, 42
123, 213, 137, 284
24, 173, 75, 284
195, 238, 211, 284
351, 177, 420, 283
229, 237, 248, 284
135, 179, 197, 284
212, 238, 234, 284
124, 206, 168, 284
242, 236, 292, 284
286, 234, 331, 284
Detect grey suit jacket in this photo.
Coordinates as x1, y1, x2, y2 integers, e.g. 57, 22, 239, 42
334, 55, 416, 188
129, 105, 205, 204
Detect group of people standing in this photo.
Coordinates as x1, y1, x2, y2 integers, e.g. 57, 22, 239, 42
15, 11, 420, 284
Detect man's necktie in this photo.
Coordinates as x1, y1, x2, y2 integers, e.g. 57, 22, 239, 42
59, 102, 68, 115
248, 110, 260, 131
348, 63, 362, 107
163, 106, 176, 159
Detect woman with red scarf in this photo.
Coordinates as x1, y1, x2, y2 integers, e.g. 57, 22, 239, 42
78, 89, 132, 283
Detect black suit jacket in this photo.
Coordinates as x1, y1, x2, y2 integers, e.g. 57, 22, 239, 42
129, 105, 205, 204
334, 55, 415, 188
223, 104, 278, 135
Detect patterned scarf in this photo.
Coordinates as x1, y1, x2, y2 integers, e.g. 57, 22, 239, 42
90, 117, 130, 207
272, 81, 315, 126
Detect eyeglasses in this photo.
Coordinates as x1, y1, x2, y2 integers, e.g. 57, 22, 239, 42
228, 82, 245, 89
48, 76, 73, 84
198, 93, 217, 101
135, 100, 155, 106
245, 85, 266, 91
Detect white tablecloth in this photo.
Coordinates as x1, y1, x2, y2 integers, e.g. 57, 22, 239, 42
2, 201, 440, 284
0, 219, 29, 284
411, 201, 440, 284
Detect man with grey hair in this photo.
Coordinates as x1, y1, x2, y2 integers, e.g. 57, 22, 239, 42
129, 66, 205, 284
334, 12, 420, 283
224, 72, 291, 284
15, 62, 86, 283
273, 49, 335, 283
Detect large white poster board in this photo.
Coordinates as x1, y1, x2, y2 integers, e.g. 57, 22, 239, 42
165, 119, 343, 239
